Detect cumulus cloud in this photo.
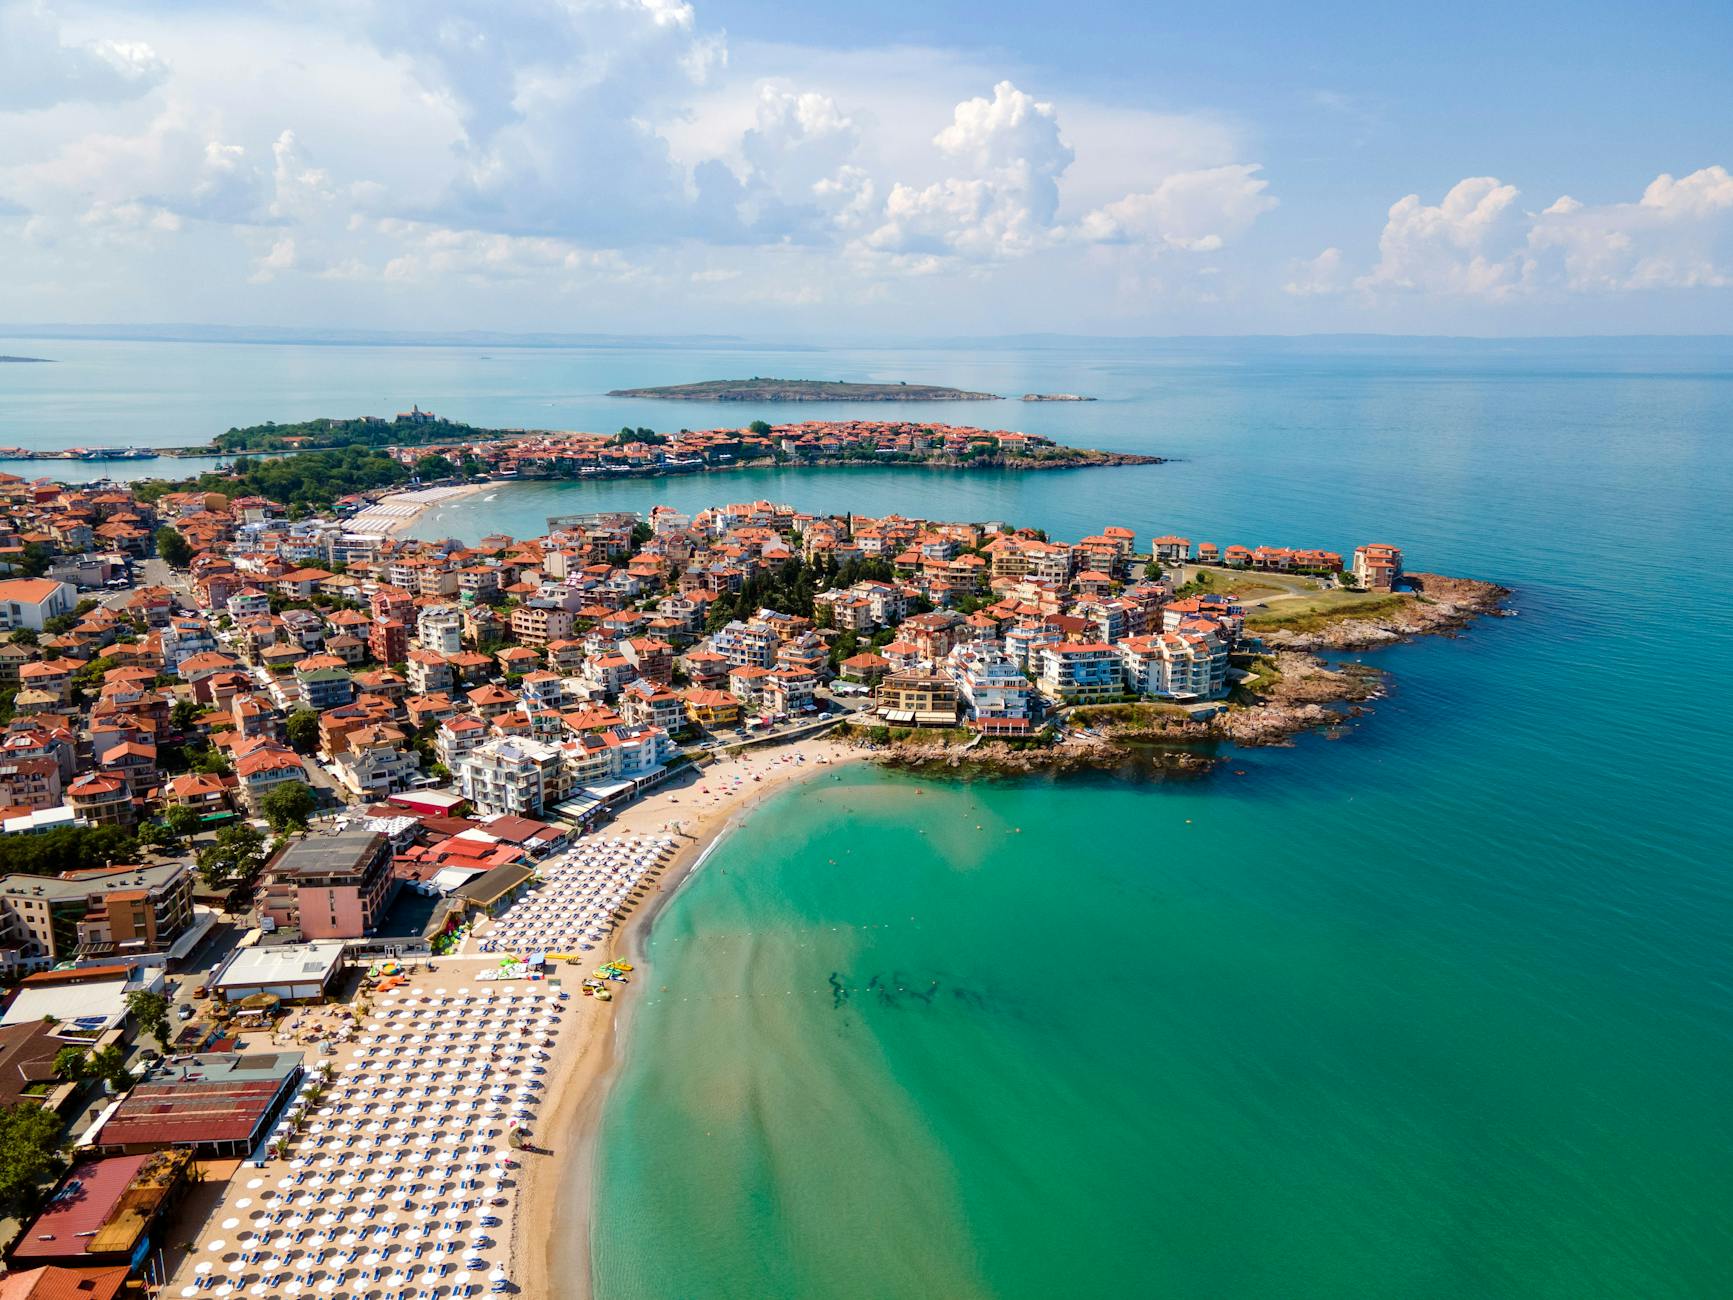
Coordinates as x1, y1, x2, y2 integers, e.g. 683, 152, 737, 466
1357, 177, 1529, 297
0, 1, 165, 111
1347, 167, 1733, 299
868, 81, 1074, 259
1076, 164, 1275, 251
1527, 165, 1733, 291
1283, 246, 1347, 296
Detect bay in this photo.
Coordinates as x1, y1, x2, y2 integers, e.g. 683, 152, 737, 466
3, 334, 1730, 1297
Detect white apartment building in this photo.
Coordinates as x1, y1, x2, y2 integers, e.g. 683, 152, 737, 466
1116, 629, 1230, 701
945, 644, 1034, 730
418, 605, 464, 655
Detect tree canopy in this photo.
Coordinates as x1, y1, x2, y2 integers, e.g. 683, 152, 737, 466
0, 1101, 67, 1211
261, 782, 316, 832
0, 825, 138, 878
156, 526, 193, 568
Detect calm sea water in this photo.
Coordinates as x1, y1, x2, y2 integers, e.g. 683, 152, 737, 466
4, 336, 1731, 1297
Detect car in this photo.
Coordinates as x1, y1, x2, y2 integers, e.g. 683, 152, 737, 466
177, 1003, 195, 1020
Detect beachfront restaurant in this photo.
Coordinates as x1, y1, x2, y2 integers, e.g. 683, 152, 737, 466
210, 939, 346, 1004
449, 862, 536, 921
85, 1051, 304, 1159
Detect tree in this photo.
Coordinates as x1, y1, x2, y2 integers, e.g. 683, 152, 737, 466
52, 1046, 90, 1080
748, 420, 773, 436
169, 698, 202, 731
414, 454, 455, 479
0, 1101, 67, 1211
163, 804, 202, 838
155, 526, 193, 568
136, 822, 175, 851
0, 825, 137, 878
261, 781, 316, 833
17, 542, 53, 578
9, 628, 37, 646
125, 989, 171, 1053
198, 822, 266, 889
86, 1046, 133, 1091
285, 708, 321, 753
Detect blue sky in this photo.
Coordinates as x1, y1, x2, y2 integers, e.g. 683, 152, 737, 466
1, 0, 1729, 336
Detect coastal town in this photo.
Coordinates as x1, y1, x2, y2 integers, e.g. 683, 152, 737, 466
0, 462, 1496, 1299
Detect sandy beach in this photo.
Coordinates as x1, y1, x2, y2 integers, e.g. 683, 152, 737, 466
344, 481, 495, 535
514, 734, 860, 1300
156, 733, 859, 1300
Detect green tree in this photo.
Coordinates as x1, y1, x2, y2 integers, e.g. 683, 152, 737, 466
52, 1046, 90, 1080
9, 628, 38, 646
169, 698, 202, 731
0, 825, 137, 878
260, 781, 316, 833
0, 1101, 68, 1210
197, 822, 266, 889
284, 708, 321, 753
414, 454, 455, 479
124, 989, 171, 1052
748, 420, 773, 436
162, 804, 202, 838
155, 526, 193, 567
86, 1046, 133, 1091
17, 542, 53, 578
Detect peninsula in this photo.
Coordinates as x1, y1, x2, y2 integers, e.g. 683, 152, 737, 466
606, 378, 1000, 401
133, 413, 1163, 513
0, 469, 1507, 1300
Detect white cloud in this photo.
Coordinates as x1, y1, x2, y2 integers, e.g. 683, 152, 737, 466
867, 81, 1074, 259
1357, 177, 1529, 297
1284, 246, 1347, 296
1076, 164, 1275, 251
1347, 168, 1733, 299
0, 1, 165, 111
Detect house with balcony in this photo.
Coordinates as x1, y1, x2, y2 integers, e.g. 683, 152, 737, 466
1035, 643, 1124, 704
875, 672, 960, 727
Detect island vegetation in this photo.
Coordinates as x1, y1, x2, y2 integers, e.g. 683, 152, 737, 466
606, 378, 1001, 401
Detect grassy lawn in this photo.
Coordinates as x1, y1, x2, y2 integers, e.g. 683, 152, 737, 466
1245, 592, 1413, 632
1178, 565, 1327, 602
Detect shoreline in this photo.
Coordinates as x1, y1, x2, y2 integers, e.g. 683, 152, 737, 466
343, 480, 496, 534
512, 736, 861, 1300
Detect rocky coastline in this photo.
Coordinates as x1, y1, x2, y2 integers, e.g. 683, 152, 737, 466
838, 574, 1509, 779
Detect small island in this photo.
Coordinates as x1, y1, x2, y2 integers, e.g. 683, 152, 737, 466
607, 378, 1001, 402
1021, 393, 1095, 401
0, 355, 53, 363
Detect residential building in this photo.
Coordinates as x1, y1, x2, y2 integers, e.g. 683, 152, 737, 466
453, 737, 567, 817
0, 578, 77, 632
875, 672, 960, 727
417, 604, 464, 655
1353, 543, 1403, 591
0, 862, 194, 966
258, 830, 397, 939
945, 644, 1034, 734
1035, 642, 1125, 704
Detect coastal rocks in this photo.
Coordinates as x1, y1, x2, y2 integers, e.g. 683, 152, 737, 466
1260, 574, 1510, 652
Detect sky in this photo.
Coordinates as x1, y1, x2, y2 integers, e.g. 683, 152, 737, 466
1, 0, 1730, 338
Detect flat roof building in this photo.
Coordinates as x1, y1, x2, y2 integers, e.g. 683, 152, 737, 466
86, 1051, 304, 1158
258, 830, 396, 940
211, 940, 346, 1003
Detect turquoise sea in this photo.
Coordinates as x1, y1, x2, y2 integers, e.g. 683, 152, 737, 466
4, 336, 1731, 1297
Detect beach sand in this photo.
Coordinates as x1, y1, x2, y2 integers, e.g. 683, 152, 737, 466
513, 734, 861, 1300
346, 480, 494, 535
158, 732, 860, 1300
